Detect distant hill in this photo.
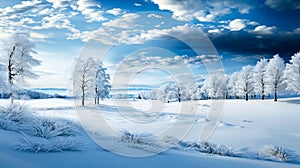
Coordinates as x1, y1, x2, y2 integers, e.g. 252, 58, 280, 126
0, 88, 72, 99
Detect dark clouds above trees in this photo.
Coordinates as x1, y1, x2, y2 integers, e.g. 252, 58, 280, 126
210, 31, 300, 61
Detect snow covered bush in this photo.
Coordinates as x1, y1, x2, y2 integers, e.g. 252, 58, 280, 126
120, 131, 152, 146
14, 135, 83, 153
22, 119, 79, 139
179, 141, 236, 157
0, 103, 29, 131
260, 145, 294, 162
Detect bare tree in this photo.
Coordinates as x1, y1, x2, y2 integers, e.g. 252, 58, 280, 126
1, 32, 41, 103
74, 57, 96, 106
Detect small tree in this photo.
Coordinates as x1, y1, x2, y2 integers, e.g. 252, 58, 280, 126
160, 84, 172, 102
253, 58, 268, 100
74, 57, 96, 106
95, 62, 111, 104
201, 74, 227, 99
227, 71, 239, 99
283, 52, 300, 94
173, 84, 187, 102
266, 54, 285, 101
1, 32, 41, 103
236, 65, 254, 101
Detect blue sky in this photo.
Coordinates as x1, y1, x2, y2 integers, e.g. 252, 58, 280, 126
0, 0, 299, 88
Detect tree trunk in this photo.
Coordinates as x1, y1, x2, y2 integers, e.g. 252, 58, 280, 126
245, 93, 248, 101
82, 89, 85, 106
262, 90, 265, 100
8, 45, 17, 104
274, 88, 277, 102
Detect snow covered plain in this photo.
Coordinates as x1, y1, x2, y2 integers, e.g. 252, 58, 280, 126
0, 98, 300, 168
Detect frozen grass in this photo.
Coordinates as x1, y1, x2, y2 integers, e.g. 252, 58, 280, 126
179, 141, 236, 157
14, 134, 84, 153
260, 145, 295, 162
0, 103, 29, 131
120, 131, 153, 146
21, 119, 80, 139
0, 103, 84, 153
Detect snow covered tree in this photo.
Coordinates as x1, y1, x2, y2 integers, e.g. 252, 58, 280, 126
266, 54, 285, 101
95, 62, 111, 104
74, 57, 96, 106
227, 71, 239, 99
253, 58, 268, 100
1, 32, 41, 103
236, 65, 254, 101
190, 82, 202, 100
173, 84, 187, 102
160, 84, 173, 102
0, 64, 8, 97
201, 74, 227, 99
283, 52, 300, 94
158, 83, 187, 102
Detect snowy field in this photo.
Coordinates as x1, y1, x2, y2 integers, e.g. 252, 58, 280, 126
0, 98, 300, 168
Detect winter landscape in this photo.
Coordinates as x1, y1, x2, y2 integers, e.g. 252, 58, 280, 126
1, 0, 300, 168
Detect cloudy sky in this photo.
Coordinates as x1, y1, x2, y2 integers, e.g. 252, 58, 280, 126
0, 0, 299, 88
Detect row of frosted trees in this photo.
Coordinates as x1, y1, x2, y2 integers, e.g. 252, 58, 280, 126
140, 52, 300, 102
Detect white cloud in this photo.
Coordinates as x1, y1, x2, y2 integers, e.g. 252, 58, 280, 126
38, 8, 52, 15
227, 19, 246, 31
103, 13, 141, 29
32, 14, 75, 31
134, 3, 142, 7
127, 24, 207, 44
294, 28, 300, 34
68, 23, 211, 46
208, 29, 222, 34
76, 0, 106, 22
0, 0, 43, 16
149, 0, 253, 22
30, 32, 52, 39
46, 0, 71, 9
195, 13, 215, 22
252, 25, 276, 34
106, 8, 123, 16
147, 13, 162, 18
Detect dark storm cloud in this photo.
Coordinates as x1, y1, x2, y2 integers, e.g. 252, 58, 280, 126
210, 31, 300, 61
265, 0, 300, 11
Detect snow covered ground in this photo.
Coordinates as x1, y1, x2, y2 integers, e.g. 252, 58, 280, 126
0, 98, 300, 168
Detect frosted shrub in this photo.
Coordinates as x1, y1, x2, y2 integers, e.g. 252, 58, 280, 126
179, 141, 235, 157
260, 145, 294, 162
0, 103, 29, 131
14, 135, 83, 153
23, 119, 79, 139
121, 131, 152, 145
